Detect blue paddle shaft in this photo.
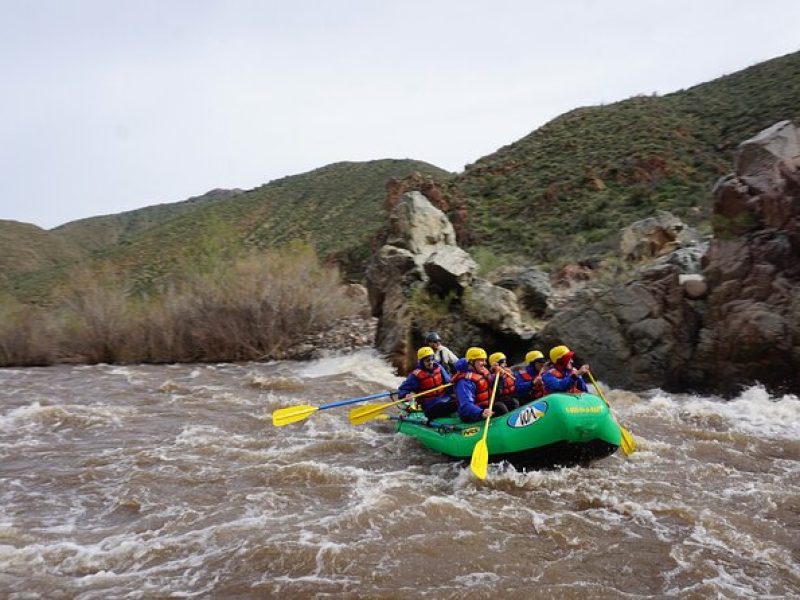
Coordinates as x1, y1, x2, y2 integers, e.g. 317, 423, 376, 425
319, 390, 393, 410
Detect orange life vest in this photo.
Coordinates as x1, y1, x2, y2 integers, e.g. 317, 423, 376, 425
453, 366, 492, 407
494, 368, 516, 399
411, 365, 446, 405
518, 370, 545, 400
546, 366, 583, 394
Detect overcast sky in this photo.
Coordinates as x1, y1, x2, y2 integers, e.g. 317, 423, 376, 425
1, 1, 798, 229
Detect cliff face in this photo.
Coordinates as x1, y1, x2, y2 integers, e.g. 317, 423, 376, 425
689, 121, 800, 394
539, 121, 800, 395
374, 122, 800, 395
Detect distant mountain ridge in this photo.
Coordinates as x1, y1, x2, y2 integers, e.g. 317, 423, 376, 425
1, 159, 451, 301
0, 221, 84, 288
3, 50, 799, 302
52, 188, 245, 254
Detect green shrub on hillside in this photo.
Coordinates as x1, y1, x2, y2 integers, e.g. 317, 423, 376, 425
452, 51, 800, 266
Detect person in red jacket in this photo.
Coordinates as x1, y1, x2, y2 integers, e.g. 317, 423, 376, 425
542, 345, 589, 395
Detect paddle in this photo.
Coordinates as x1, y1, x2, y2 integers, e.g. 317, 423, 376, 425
470, 368, 502, 480
348, 383, 452, 425
272, 390, 395, 427
586, 370, 637, 456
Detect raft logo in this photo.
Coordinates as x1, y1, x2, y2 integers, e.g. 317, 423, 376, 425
462, 427, 480, 437
507, 401, 547, 428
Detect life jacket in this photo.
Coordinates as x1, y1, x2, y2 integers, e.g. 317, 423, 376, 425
494, 368, 516, 399
546, 366, 583, 395
452, 366, 492, 407
410, 365, 446, 405
518, 370, 545, 400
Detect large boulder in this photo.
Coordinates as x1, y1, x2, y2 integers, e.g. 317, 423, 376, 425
620, 211, 698, 262
424, 246, 478, 292
366, 191, 481, 371
463, 279, 535, 340
538, 264, 698, 391
366, 191, 531, 373
387, 190, 457, 257
491, 266, 553, 317
689, 121, 800, 393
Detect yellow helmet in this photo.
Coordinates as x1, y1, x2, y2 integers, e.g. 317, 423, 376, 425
525, 350, 545, 364
549, 345, 572, 363
488, 352, 506, 366
417, 346, 435, 361
465, 347, 488, 361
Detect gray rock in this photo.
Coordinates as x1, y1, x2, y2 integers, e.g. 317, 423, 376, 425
424, 246, 478, 291
366, 191, 532, 372
735, 120, 800, 178
463, 279, 535, 339
679, 274, 708, 299
655, 242, 709, 274
539, 264, 698, 391
620, 211, 694, 262
492, 266, 553, 316
387, 190, 456, 256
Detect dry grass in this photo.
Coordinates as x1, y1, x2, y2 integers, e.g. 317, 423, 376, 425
0, 244, 360, 366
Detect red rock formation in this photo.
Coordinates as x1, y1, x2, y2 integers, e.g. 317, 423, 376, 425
692, 120, 800, 393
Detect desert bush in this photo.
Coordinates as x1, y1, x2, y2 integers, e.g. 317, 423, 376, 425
0, 243, 361, 366
57, 269, 138, 363
0, 298, 55, 365
470, 246, 506, 276
154, 242, 358, 361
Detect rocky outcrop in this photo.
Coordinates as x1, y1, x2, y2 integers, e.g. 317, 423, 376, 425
463, 280, 531, 337
539, 264, 699, 391
540, 121, 800, 395
620, 211, 701, 263
368, 122, 800, 394
689, 120, 800, 394
491, 266, 553, 317
366, 191, 533, 373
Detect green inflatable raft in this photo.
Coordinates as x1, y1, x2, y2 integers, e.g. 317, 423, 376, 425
395, 392, 622, 468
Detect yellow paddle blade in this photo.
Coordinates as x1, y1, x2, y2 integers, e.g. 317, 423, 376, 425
469, 370, 500, 480
271, 404, 318, 427
348, 401, 398, 425
587, 369, 637, 456
470, 438, 489, 480
620, 425, 637, 455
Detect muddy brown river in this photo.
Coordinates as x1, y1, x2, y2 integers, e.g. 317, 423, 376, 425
1, 349, 798, 598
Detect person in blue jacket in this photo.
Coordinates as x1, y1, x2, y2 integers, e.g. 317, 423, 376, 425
542, 345, 589, 395
398, 346, 455, 419
515, 350, 548, 404
452, 347, 506, 423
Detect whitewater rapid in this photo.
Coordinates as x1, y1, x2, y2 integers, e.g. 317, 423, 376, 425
1, 350, 798, 598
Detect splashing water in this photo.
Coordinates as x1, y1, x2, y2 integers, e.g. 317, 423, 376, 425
0, 351, 798, 598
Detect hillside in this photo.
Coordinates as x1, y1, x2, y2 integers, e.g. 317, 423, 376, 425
95, 159, 451, 283
0, 220, 84, 287
5, 51, 799, 303
5, 159, 451, 301
449, 50, 800, 264
51, 188, 244, 254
